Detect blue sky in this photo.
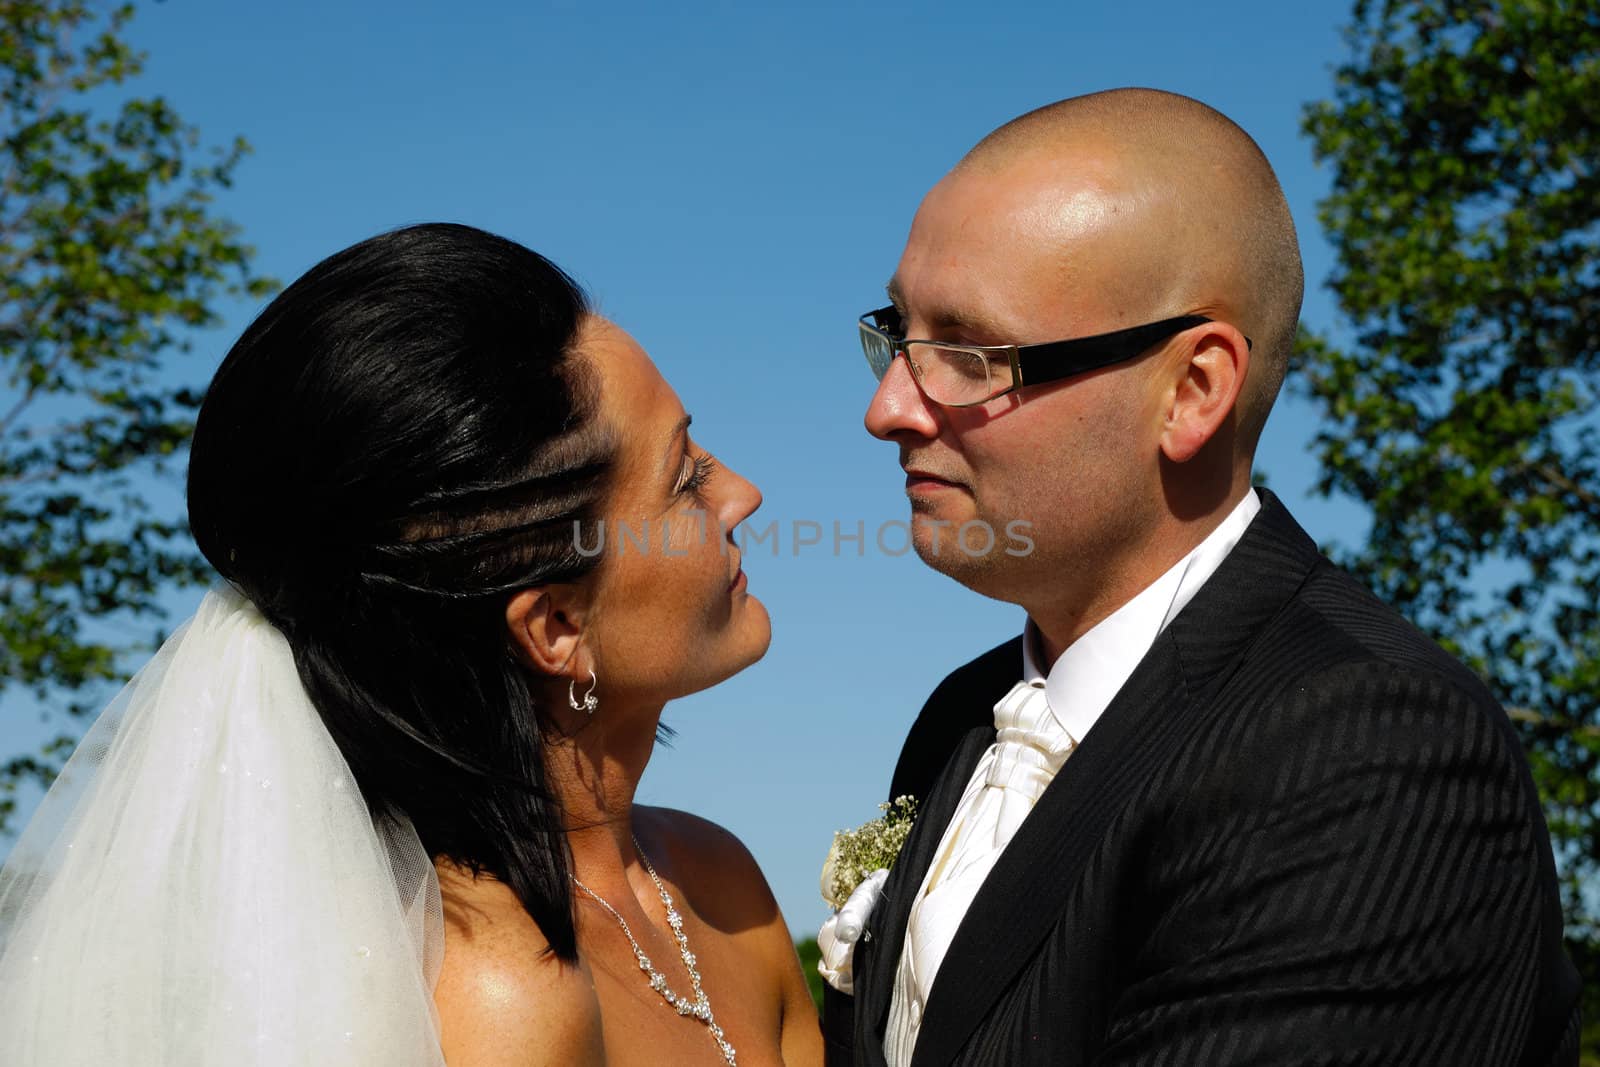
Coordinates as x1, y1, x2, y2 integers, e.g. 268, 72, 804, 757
4, 0, 1371, 935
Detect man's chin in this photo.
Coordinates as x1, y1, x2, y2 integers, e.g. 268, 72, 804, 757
906, 498, 974, 535
910, 532, 1024, 605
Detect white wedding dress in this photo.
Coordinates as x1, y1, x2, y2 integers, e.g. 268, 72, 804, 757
0, 586, 447, 1065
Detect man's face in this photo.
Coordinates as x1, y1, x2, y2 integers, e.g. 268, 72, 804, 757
863, 158, 1169, 604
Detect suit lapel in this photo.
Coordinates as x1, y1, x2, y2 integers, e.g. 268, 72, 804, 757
907, 491, 1322, 1067
854, 722, 995, 1065
907, 635, 1191, 1067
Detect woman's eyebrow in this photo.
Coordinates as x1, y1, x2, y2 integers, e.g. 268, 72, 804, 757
660, 413, 692, 475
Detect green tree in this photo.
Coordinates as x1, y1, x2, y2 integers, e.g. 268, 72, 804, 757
0, 0, 273, 830
796, 936, 824, 1012
1299, 0, 1598, 1053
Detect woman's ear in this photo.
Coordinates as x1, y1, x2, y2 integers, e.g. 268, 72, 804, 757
505, 586, 591, 679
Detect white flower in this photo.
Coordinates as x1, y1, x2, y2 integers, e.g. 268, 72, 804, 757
820, 795, 916, 909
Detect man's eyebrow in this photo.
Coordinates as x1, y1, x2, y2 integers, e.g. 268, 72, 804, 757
661, 414, 692, 474
883, 280, 1009, 339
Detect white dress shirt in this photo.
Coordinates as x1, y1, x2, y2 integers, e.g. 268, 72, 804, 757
884, 490, 1261, 1065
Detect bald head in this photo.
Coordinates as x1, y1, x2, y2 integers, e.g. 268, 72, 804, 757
955, 89, 1303, 450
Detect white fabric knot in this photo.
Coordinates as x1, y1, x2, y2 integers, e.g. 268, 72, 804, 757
992, 679, 1076, 767
817, 868, 889, 994
979, 681, 1070, 830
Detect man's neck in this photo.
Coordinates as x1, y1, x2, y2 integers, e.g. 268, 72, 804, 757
1028, 489, 1252, 665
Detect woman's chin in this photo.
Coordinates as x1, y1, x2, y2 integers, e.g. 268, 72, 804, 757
739, 596, 774, 664
680, 606, 773, 699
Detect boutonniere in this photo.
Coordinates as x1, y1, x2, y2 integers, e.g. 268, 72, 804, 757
820, 795, 917, 909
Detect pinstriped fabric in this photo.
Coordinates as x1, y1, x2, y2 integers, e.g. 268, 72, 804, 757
1102, 663, 1540, 1062
941, 655, 1555, 1067
829, 492, 1580, 1067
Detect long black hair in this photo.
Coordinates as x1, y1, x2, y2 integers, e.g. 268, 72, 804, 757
188, 222, 613, 960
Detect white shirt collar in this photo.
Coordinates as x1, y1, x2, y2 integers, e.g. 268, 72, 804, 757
1021, 489, 1261, 745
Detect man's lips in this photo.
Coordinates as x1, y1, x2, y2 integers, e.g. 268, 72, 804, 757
904, 468, 965, 491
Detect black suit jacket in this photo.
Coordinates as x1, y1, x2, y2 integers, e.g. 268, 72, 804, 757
825, 492, 1580, 1066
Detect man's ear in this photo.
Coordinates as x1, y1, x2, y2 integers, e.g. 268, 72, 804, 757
1158, 324, 1250, 464
505, 586, 591, 679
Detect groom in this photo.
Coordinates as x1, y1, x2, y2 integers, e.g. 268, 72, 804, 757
823, 89, 1581, 1066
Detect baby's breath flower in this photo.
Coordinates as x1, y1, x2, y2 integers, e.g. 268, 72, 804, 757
820, 796, 917, 909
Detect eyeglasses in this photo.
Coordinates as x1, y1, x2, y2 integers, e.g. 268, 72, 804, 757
858, 305, 1249, 408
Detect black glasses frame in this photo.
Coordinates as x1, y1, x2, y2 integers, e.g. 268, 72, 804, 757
859, 305, 1250, 407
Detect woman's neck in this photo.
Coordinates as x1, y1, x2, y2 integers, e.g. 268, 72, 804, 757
545, 698, 665, 880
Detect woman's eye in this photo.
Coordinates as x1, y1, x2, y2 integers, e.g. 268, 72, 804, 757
677, 453, 717, 495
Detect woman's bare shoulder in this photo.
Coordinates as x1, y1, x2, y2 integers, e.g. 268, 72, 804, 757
640, 808, 825, 1065
433, 862, 606, 1066
639, 806, 777, 921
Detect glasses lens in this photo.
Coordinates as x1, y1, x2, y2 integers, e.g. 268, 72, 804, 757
915, 344, 997, 405
860, 321, 896, 380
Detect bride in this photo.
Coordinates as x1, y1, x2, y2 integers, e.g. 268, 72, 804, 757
0, 223, 823, 1065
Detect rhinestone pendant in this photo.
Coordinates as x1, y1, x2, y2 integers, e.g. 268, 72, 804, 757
570, 835, 738, 1065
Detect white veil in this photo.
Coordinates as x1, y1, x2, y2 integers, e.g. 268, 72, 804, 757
0, 585, 447, 1065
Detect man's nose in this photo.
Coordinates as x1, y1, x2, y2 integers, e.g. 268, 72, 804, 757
864, 352, 940, 441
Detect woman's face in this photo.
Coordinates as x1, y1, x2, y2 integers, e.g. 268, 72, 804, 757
579, 317, 770, 706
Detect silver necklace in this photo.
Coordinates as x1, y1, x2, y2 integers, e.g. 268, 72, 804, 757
571, 834, 737, 1065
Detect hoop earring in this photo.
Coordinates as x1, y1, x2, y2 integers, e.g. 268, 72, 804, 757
568, 669, 598, 716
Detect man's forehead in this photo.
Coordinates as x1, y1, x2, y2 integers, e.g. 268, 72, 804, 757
893, 175, 1139, 331
935, 157, 1135, 244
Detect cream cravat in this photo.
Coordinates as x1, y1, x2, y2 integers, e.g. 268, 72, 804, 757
883, 679, 1075, 1066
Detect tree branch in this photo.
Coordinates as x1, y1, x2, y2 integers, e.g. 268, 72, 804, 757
1506, 706, 1600, 740
1530, 460, 1600, 522
0, 14, 82, 224
0, 332, 69, 439
0, 464, 77, 489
